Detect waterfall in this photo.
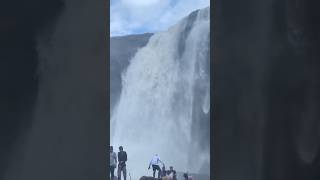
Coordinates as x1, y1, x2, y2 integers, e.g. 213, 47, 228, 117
111, 7, 210, 179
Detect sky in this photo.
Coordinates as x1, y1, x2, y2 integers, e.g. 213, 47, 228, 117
110, 0, 210, 37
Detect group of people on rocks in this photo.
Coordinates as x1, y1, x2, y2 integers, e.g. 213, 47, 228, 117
110, 146, 193, 180
110, 146, 127, 180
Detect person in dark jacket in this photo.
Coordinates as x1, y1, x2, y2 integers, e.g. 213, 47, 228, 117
168, 166, 177, 180
117, 146, 127, 180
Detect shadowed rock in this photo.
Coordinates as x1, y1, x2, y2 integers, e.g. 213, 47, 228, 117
214, 0, 320, 180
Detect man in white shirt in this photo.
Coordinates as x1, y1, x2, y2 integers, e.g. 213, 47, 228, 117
110, 146, 117, 180
148, 154, 165, 179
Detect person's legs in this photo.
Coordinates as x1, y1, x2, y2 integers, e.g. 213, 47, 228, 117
117, 166, 121, 180
122, 166, 127, 180
156, 165, 161, 179
110, 166, 115, 179
152, 165, 156, 178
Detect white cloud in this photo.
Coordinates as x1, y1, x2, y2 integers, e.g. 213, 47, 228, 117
122, 0, 162, 6
110, 0, 210, 37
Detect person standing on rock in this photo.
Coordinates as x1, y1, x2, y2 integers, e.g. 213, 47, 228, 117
117, 146, 127, 180
110, 146, 117, 180
148, 154, 165, 179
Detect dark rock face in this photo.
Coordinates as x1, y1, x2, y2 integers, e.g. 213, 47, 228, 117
0, 1, 64, 179
110, 33, 153, 111
214, 0, 320, 180
1, 0, 107, 180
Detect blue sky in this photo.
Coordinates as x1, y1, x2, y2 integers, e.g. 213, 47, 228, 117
110, 0, 210, 37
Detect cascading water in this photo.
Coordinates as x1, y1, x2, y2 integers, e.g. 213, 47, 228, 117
111, 7, 210, 179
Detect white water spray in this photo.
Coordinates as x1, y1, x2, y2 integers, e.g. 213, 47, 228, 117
111, 7, 210, 179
